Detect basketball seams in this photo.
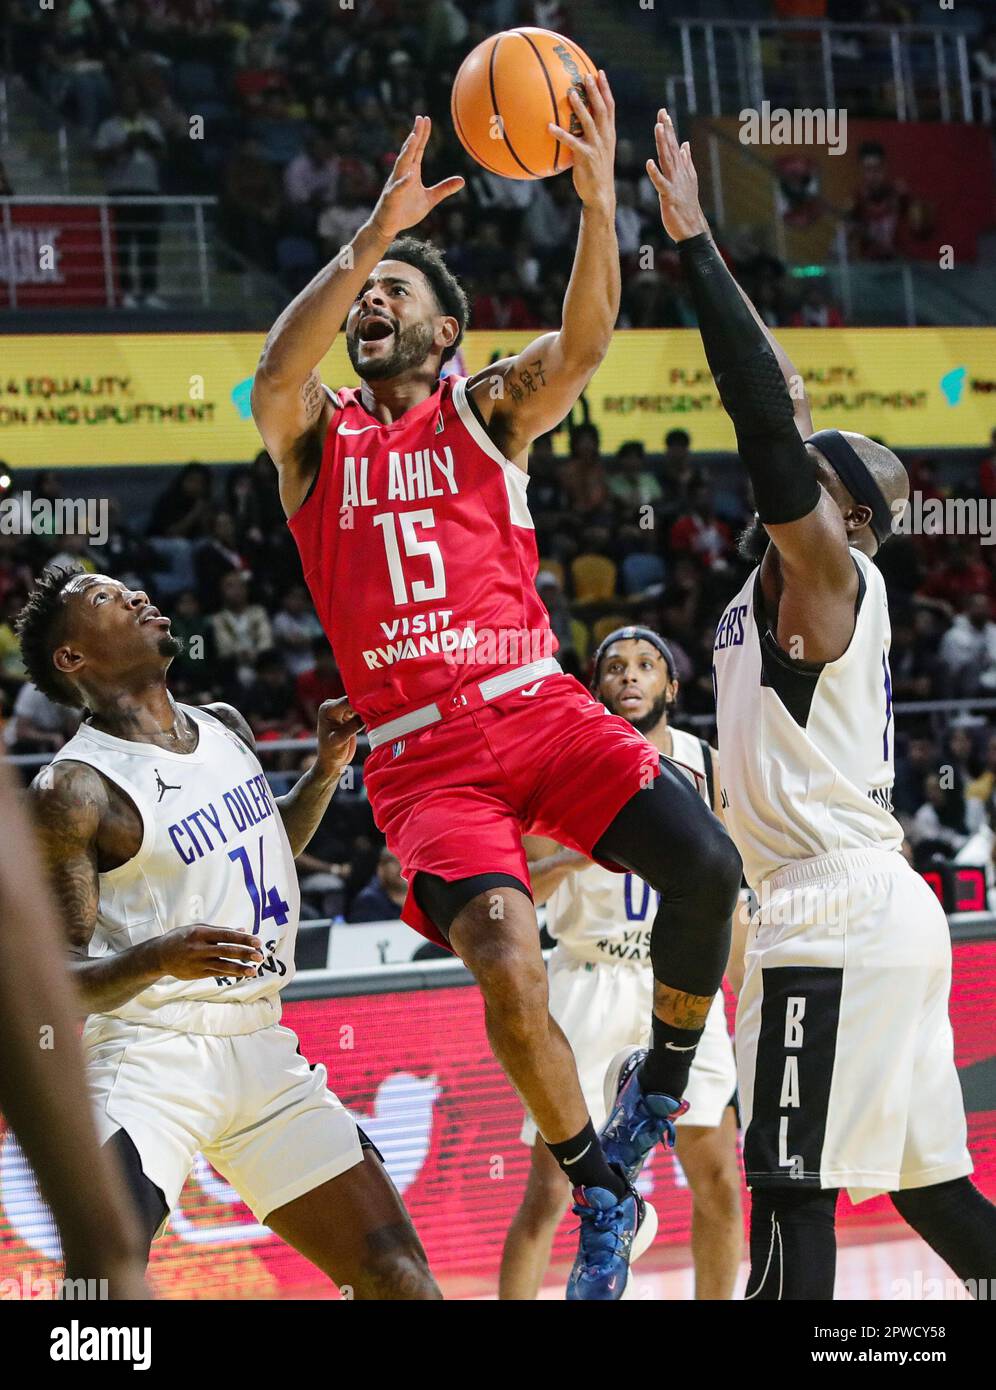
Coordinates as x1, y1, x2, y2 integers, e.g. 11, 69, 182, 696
518, 29, 563, 174
488, 32, 537, 178
451, 75, 507, 178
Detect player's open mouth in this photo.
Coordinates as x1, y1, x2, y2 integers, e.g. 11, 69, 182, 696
619, 692, 644, 707
138, 606, 170, 626
358, 315, 395, 344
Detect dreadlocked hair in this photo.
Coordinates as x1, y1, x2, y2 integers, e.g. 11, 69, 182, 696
15, 564, 86, 709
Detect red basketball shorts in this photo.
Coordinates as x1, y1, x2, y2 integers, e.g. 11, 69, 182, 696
361, 673, 661, 948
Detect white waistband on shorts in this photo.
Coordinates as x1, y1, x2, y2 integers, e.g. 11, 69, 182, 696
762, 846, 906, 892
367, 657, 563, 749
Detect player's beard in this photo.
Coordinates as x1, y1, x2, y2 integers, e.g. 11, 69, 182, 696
737, 515, 770, 564
609, 690, 672, 735
159, 634, 183, 660
347, 320, 435, 380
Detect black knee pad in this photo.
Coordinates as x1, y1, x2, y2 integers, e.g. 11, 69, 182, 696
689, 818, 744, 922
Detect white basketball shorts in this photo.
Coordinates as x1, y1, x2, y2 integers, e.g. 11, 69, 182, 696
82, 1014, 364, 1227
736, 847, 972, 1203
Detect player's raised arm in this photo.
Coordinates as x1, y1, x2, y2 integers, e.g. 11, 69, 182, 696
251, 116, 464, 514
467, 71, 619, 464
29, 761, 265, 1013
646, 111, 857, 649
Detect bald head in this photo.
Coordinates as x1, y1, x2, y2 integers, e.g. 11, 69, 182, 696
808, 431, 909, 554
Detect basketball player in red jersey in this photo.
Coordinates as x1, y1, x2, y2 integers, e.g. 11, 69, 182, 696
252, 75, 742, 1300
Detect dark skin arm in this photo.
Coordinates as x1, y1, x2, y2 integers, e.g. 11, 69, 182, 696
0, 758, 147, 1297
648, 108, 858, 663
250, 117, 464, 516
206, 697, 362, 858
29, 761, 265, 1014
466, 71, 619, 469
522, 833, 593, 907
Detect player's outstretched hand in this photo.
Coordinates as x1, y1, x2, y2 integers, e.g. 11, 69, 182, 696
370, 115, 465, 241
646, 108, 709, 243
549, 70, 616, 212
315, 697, 363, 779
152, 925, 265, 981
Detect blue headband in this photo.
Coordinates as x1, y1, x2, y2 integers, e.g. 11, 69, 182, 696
806, 429, 894, 546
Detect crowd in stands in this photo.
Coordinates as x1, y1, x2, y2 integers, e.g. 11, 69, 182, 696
10, 0, 857, 325
4, 426, 996, 921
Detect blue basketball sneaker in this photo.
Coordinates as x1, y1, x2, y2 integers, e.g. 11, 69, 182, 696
566, 1176, 658, 1301
600, 1046, 689, 1185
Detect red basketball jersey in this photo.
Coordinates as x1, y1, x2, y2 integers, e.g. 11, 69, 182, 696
288, 374, 557, 729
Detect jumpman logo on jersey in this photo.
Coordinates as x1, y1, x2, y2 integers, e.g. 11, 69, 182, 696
154, 768, 181, 802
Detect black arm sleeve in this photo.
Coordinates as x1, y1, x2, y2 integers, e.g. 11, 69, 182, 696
677, 233, 820, 526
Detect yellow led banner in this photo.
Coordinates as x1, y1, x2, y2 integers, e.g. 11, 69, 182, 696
0, 328, 993, 468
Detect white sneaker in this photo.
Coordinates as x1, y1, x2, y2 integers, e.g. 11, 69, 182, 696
121, 292, 139, 309
143, 294, 167, 309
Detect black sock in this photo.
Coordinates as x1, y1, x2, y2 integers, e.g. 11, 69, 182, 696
546, 1121, 627, 1198
639, 1014, 705, 1099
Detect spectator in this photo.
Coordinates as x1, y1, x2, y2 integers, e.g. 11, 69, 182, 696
165, 589, 217, 696
535, 570, 587, 675
272, 585, 324, 678
3, 681, 79, 755
346, 848, 408, 923
221, 139, 283, 268
893, 732, 937, 817
283, 128, 340, 214
93, 83, 167, 308
966, 733, 996, 823
909, 772, 969, 859
847, 140, 912, 262
607, 441, 662, 512
210, 571, 273, 688
242, 650, 305, 740
0, 591, 27, 696
669, 482, 733, 572
560, 424, 610, 521
195, 511, 250, 612
790, 283, 844, 328
317, 170, 375, 258
657, 428, 694, 493
938, 593, 996, 696
296, 638, 346, 727
148, 463, 214, 541
46, 530, 100, 576
472, 269, 539, 331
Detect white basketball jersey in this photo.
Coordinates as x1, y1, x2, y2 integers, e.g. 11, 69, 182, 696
50, 705, 300, 1035
712, 548, 902, 890
548, 727, 711, 963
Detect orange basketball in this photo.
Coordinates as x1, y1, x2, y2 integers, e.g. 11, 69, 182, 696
451, 27, 598, 181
